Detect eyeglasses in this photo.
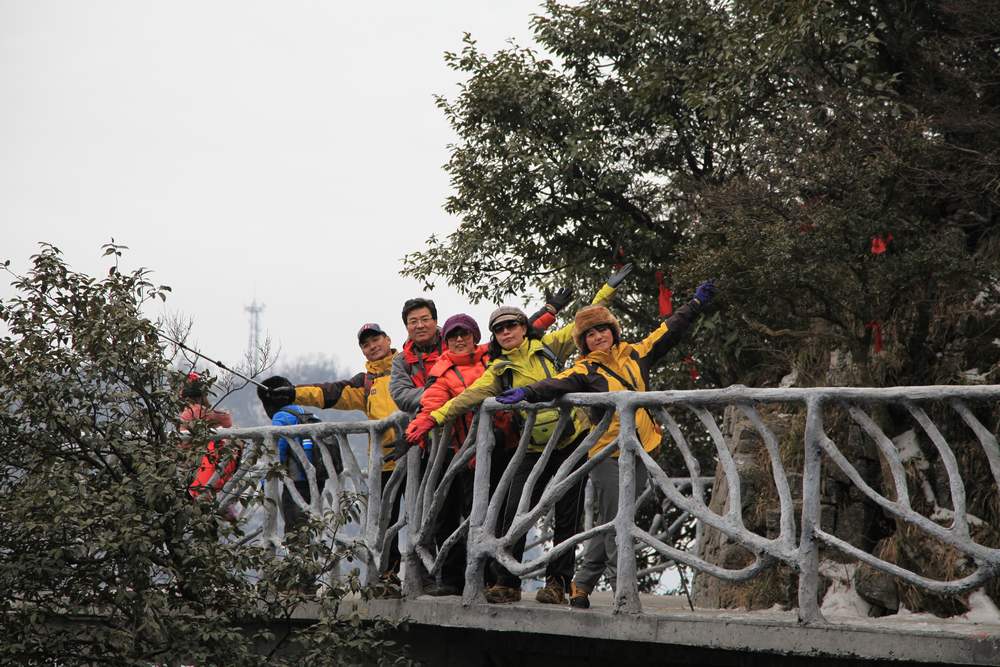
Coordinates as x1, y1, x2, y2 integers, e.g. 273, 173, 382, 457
406, 316, 435, 327
491, 321, 523, 334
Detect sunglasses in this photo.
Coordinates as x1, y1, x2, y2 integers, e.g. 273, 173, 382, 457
491, 320, 523, 334
446, 328, 474, 340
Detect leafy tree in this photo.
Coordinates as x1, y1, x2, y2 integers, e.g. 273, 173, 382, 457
0, 244, 408, 665
405, 0, 1000, 613
404, 0, 1000, 389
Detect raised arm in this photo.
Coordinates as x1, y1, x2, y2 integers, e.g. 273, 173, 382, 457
544, 264, 634, 361
634, 280, 716, 367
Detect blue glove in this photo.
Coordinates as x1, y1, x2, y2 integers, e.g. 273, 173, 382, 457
607, 262, 634, 288
496, 388, 527, 405
694, 280, 716, 306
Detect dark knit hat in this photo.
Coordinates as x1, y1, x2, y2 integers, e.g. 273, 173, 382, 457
573, 305, 621, 352
257, 375, 294, 416
488, 305, 527, 332
441, 313, 481, 344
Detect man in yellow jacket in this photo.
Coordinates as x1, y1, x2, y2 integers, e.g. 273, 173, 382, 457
263, 322, 404, 595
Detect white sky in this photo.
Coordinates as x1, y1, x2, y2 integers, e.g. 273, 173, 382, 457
1, 0, 544, 373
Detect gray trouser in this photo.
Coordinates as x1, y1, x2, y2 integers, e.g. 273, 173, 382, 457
574, 456, 648, 592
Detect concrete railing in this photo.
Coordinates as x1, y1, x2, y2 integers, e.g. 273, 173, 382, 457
204, 384, 1000, 624
206, 413, 409, 574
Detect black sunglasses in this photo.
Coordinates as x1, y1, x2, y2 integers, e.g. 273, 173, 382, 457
491, 320, 523, 334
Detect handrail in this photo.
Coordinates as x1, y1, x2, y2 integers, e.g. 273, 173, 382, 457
200, 383, 1000, 623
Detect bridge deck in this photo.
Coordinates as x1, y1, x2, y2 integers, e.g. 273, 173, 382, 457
316, 593, 1000, 666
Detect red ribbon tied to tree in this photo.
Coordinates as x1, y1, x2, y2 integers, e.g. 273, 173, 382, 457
612, 246, 625, 270
865, 321, 884, 353
655, 270, 673, 317
683, 355, 699, 381
870, 233, 893, 255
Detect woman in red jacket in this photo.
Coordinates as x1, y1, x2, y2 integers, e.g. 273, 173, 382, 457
404, 313, 492, 595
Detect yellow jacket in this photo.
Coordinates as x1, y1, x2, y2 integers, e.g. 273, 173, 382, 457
294, 352, 401, 471
519, 300, 703, 458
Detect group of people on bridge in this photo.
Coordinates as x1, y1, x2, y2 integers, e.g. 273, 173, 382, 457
194, 264, 716, 609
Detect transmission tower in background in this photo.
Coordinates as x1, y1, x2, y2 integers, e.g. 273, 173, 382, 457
245, 299, 265, 368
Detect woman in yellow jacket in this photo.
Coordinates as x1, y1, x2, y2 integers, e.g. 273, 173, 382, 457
496, 280, 716, 609
406, 265, 633, 604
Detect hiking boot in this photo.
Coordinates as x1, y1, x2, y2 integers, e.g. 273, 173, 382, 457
569, 582, 591, 609
370, 571, 402, 599
535, 577, 567, 604
423, 581, 462, 597
484, 584, 522, 603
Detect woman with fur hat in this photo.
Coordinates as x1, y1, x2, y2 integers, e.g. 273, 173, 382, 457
405, 265, 635, 605
495, 279, 717, 609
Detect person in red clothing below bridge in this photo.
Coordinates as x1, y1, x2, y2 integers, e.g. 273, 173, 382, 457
495, 279, 717, 609
178, 372, 241, 522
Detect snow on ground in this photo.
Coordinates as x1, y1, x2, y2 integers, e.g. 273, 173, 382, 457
818, 561, 873, 618
892, 429, 924, 467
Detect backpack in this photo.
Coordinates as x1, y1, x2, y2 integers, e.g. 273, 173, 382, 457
499, 344, 565, 448
280, 408, 343, 475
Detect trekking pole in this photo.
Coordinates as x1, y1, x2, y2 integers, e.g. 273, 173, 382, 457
676, 561, 695, 611
157, 330, 268, 391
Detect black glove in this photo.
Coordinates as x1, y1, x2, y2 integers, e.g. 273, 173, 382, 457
383, 438, 414, 463
264, 382, 296, 406
607, 262, 634, 288
545, 287, 574, 313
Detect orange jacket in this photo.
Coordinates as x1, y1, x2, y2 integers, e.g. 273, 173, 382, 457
416, 344, 491, 450
179, 403, 238, 497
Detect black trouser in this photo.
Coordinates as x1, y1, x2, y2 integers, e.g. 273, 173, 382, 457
282, 473, 329, 537
491, 433, 586, 589
434, 450, 474, 588
380, 470, 403, 574
437, 438, 516, 588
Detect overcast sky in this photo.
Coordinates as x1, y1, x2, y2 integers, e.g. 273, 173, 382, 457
1, 0, 544, 374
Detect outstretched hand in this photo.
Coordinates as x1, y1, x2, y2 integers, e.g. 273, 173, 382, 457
545, 287, 574, 313
693, 280, 717, 306
607, 262, 634, 288
264, 381, 296, 406
496, 388, 527, 405
405, 415, 436, 445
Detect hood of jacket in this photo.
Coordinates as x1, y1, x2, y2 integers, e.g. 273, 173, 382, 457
583, 344, 638, 378
365, 350, 396, 376
430, 343, 489, 377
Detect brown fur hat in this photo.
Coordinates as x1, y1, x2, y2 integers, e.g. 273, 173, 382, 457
573, 305, 621, 352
